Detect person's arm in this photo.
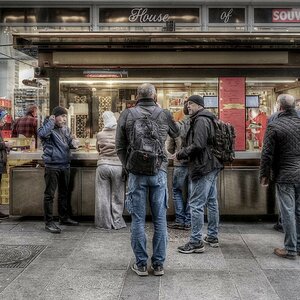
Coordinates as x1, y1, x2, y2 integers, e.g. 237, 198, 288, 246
176, 117, 209, 160
165, 110, 180, 139
37, 116, 55, 139
259, 124, 276, 186
115, 109, 130, 166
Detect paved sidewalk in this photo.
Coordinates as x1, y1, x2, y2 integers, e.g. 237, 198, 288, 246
0, 217, 300, 300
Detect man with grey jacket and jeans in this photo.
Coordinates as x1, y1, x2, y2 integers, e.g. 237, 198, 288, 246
38, 106, 80, 234
116, 83, 179, 276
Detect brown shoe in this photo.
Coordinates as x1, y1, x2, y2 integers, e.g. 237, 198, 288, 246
274, 248, 296, 260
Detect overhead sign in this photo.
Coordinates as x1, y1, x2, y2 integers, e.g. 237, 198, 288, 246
272, 9, 300, 23
99, 8, 199, 23
83, 70, 128, 78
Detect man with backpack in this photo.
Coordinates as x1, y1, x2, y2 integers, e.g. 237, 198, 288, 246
116, 83, 179, 276
175, 95, 223, 254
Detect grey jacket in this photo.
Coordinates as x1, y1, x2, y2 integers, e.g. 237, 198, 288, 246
116, 98, 179, 173
38, 118, 76, 168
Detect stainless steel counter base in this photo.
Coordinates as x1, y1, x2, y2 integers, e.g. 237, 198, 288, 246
9, 157, 272, 218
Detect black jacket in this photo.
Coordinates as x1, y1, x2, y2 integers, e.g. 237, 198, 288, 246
116, 98, 179, 173
260, 109, 300, 183
176, 109, 222, 180
0, 131, 7, 174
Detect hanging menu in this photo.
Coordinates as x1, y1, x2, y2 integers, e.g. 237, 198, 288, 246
219, 77, 246, 151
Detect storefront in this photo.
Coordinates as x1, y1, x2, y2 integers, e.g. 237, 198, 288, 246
1, 1, 300, 218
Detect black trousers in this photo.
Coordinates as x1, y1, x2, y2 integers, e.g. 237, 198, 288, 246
43, 167, 70, 223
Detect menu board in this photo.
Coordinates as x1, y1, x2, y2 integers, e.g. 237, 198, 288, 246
219, 77, 246, 151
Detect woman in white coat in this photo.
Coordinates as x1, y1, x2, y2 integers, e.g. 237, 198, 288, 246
95, 111, 126, 229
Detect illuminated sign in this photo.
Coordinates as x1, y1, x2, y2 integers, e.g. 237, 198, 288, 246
83, 70, 128, 78
272, 9, 300, 23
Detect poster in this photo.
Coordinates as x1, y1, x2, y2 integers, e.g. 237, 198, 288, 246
219, 77, 246, 151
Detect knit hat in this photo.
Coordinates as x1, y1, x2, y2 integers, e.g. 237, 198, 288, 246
188, 95, 205, 107
0, 108, 8, 120
102, 111, 117, 129
52, 106, 68, 117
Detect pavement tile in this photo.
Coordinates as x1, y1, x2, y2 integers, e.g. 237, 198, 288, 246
264, 269, 300, 300
0, 269, 23, 293
40, 267, 125, 300
160, 270, 240, 300
226, 259, 280, 300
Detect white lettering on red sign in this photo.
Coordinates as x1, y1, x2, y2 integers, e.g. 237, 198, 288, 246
129, 8, 169, 23
272, 9, 300, 22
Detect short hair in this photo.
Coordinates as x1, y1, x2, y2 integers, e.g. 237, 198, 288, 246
277, 94, 295, 110
26, 104, 38, 115
137, 83, 156, 99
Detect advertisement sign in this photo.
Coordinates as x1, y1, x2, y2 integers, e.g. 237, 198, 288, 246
255, 8, 300, 23
219, 77, 246, 151
208, 8, 245, 24
99, 8, 199, 23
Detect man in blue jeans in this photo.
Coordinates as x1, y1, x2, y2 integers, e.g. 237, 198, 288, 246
260, 94, 300, 260
116, 83, 179, 276
167, 101, 191, 230
175, 95, 222, 254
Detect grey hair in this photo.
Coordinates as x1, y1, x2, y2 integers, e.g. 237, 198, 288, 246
277, 94, 295, 110
137, 83, 156, 99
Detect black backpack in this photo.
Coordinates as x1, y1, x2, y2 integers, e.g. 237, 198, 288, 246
126, 106, 164, 175
205, 116, 236, 164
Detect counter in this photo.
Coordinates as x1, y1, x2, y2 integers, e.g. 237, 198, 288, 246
8, 150, 274, 219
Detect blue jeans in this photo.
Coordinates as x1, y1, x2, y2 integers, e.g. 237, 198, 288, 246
189, 169, 219, 243
125, 170, 168, 267
276, 183, 300, 254
172, 166, 191, 225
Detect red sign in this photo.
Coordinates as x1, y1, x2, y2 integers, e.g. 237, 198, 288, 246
219, 77, 246, 151
272, 9, 300, 23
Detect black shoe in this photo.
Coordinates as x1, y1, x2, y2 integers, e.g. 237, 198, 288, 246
273, 224, 284, 233
151, 265, 164, 276
0, 211, 9, 220
203, 235, 219, 248
184, 224, 191, 231
167, 222, 185, 230
45, 222, 61, 234
59, 218, 79, 226
131, 263, 148, 276
178, 241, 205, 254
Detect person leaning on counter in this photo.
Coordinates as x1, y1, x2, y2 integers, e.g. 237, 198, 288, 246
38, 106, 80, 234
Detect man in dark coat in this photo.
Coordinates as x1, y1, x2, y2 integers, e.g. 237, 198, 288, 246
260, 94, 300, 260
176, 95, 222, 254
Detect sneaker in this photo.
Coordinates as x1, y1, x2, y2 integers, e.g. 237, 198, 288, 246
178, 241, 205, 254
274, 248, 296, 260
167, 222, 185, 230
45, 222, 61, 234
151, 265, 164, 276
203, 235, 219, 248
0, 211, 9, 220
273, 224, 284, 233
59, 218, 79, 226
131, 263, 148, 276
184, 224, 191, 231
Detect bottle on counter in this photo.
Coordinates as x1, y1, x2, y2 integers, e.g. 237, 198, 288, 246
30, 136, 36, 152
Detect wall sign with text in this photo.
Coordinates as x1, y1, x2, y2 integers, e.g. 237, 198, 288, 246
99, 8, 199, 24
254, 8, 300, 23
208, 8, 245, 24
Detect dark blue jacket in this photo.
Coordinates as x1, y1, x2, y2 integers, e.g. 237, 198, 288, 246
38, 118, 75, 168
